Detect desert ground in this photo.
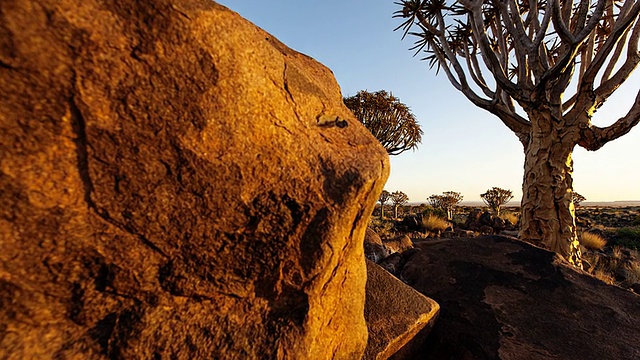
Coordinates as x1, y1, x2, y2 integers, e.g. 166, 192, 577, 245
370, 204, 640, 292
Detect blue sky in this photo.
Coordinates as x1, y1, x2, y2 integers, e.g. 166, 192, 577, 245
217, 0, 640, 202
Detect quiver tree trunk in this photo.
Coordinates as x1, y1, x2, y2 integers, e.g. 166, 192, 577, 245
519, 113, 582, 268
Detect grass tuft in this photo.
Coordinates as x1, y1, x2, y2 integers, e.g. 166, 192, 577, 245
624, 261, 640, 284
593, 269, 616, 285
421, 215, 451, 233
580, 232, 607, 251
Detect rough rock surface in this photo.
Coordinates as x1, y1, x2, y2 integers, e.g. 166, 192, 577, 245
364, 261, 439, 360
401, 236, 640, 360
383, 234, 414, 254
365, 227, 389, 263
0, 1, 388, 359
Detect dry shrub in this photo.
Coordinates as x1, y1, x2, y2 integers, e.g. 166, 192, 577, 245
369, 216, 395, 238
499, 212, 519, 225
421, 215, 451, 233
624, 261, 640, 284
603, 246, 624, 274
581, 232, 607, 251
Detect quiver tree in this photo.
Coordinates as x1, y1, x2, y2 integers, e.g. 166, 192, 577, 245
572, 191, 587, 206
344, 90, 424, 155
481, 187, 515, 216
395, 0, 640, 267
379, 190, 391, 219
391, 191, 410, 218
427, 191, 463, 220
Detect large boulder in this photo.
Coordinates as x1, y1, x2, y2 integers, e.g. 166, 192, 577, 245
364, 261, 439, 360
0, 1, 389, 359
401, 236, 640, 359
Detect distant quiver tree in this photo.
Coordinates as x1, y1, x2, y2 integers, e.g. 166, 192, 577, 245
379, 190, 391, 219
344, 90, 423, 155
395, 0, 640, 267
572, 192, 587, 206
427, 191, 463, 220
481, 187, 514, 216
391, 191, 410, 218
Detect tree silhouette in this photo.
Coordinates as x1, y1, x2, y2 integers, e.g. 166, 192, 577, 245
379, 190, 391, 219
572, 192, 587, 206
391, 191, 410, 218
427, 191, 463, 220
395, 0, 640, 267
481, 187, 514, 216
344, 90, 423, 155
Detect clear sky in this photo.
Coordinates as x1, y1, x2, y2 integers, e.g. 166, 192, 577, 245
217, 0, 640, 203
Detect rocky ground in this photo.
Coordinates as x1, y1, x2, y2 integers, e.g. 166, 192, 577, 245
365, 206, 640, 358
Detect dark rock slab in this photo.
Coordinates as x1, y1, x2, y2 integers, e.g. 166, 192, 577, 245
364, 260, 439, 360
401, 235, 640, 360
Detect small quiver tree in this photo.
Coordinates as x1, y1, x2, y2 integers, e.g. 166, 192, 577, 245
379, 190, 391, 219
391, 191, 410, 218
395, 0, 640, 268
572, 192, 587, 206
428, 191, 463, 220
344, 90, 423, 155
481, 187, 515, 216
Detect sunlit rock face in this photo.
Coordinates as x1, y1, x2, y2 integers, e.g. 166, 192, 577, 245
0, 0, 388, 358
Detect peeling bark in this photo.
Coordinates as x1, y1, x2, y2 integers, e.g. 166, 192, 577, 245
519, 111, 582, 268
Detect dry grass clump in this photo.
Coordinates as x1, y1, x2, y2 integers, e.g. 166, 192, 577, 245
499, 212, 519, 225
593, 269, 616, 285
581, 232, 607, 251
624, 261, 640, 284
421, 215, 451, 233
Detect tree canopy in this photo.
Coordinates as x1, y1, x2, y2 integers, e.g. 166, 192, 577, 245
481, 187, 514, 215
391, 191, 410, 218
427, 191, 463, 219
572, 192, 587, 206
378, 190, 391, 219
344, 90, 423, 155
394, 0, 640, 148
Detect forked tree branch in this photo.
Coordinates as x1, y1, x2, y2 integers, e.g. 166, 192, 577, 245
579, 90, 640, 150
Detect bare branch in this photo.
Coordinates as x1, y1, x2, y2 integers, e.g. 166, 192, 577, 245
583, 1, 639, 83
463, 41, 495, 98
579, 90, 640, 150
465, 1, 523, 98
551, 0, 576, 44
594, 27, 640, 107
575, 0, 608, 43
507, 0, 535, 52
571, 2, 640, 119
570, 0, 592, 34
